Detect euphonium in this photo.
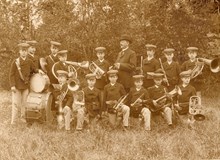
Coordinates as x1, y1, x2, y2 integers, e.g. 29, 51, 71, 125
89, 61, 105, 79
67, 78, 80, 92
198, 58, 220, 73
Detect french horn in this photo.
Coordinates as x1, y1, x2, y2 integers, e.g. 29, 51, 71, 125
89, 61, 105, 79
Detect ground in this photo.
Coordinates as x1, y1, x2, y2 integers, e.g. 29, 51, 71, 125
0, 89, 220, 160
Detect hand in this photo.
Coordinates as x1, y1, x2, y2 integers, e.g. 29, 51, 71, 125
38, 69, 45, 75
11, 86, 16, 92
174, 104, 182, 111
136, 98, 142, 103
68, 72, 74, 77
114, 63, 120, 69
153, 100, 158, 107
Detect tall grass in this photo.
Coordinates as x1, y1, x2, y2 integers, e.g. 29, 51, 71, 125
0, 89, 220, 160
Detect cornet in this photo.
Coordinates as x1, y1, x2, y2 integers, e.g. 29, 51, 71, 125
89, 61, 105, 79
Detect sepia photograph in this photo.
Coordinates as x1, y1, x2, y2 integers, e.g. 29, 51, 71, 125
0, 0, 220, 159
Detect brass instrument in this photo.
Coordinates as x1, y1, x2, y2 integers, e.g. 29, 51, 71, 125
198, 58, 220, 73
190, 58, 204, 79
89, 61, 105, 79
159, 58, 169, 86
130, 93, 145, 107
113, 94, 129, 110
65, 61, 89, 69
189, 96, 205, 121
67, 78, 80, 92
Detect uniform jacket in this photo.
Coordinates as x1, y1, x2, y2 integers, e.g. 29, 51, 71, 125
93, 59, 110, 90
103, 82, 126, 111
53, 61, 69, 78
127, 87, 150, 106
163, 61, 180, 86
143, 57, 160, 78
115, 48, 137, 89
45, 54, 59, 84
9, 57, 38, 90
177, 84, 196, 103
27, 54, 40, 69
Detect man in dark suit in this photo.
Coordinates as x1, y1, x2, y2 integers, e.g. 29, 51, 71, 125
113, 35, 137, 92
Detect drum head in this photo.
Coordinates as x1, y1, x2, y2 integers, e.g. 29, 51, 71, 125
30, 73, 49, 93
194, 114, 205, 121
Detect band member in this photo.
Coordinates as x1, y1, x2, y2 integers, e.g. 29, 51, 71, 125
94, 47, 110, 109
181, 47, 204, 97
9, 43, 44, 125
113, 35, 137, 92
127, 75, 151, 131
103, 70, 130, 130
147, 69, 173, 127
143, 44, 160, 89
26, 40, 40, 69
45, 41, 61, 84
174, 70, 196, 115
162, 48, 181, 91
53, 70, 73, 131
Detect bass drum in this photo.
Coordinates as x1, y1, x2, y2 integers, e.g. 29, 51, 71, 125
25, 92, 53, 123
30, 73, 50, 93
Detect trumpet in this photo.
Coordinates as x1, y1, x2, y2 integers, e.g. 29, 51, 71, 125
198, 58, 220, 73
89, 61, 105, 79
65, 61, 89, 69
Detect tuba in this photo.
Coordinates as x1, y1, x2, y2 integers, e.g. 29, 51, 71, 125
198, 58, 220, 73
189, 96, 205, 121
89, 61, 105, 79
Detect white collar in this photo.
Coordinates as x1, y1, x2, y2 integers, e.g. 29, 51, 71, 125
20, 57, 26, 61
147, 56, 154, 61
155, 85, 159, 88
136, 87, 141, 91
99, 59, 104, 63
190, 59, 196, 63
88, 86, 94, 90
167, 61, 172, 65
28, 53, 34, 57
122, 47, 129, 52
110, 83, 116, 86
182, 84, 188, 88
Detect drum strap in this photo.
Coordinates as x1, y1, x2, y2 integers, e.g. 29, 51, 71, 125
15, 58, 25, 81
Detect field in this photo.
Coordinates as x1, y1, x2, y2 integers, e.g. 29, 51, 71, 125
0, 89, 220, 160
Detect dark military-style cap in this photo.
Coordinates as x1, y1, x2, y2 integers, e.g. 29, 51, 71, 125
57, 50, 68, 55
186, 47, 198, 52
145, 44, 157, 50
26, 40, 38, 46
107, 70, 118, 76
57, 70, 68, 77
85, 73, 96, 80
163, 48, 175, 54
120, 35, 132, 43
50, 41, 61, 46
18, 43, 30, 48
133, 74, 144, 79
179, 69, 192, 78
95, 47, 106, 52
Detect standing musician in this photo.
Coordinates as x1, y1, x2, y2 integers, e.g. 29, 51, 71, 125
113, 35, 137, 92
45, 41, 61, 85
181, 47, 204, 97
143, 44, 160, 89
93, 47, 110, 109
127, 75, 151, 131
147, 69, 173, 128
53, 70, 73, 131
174, 70, 196, 115
26, 40, 40, 69
9, 43, 44, 125
162, 48, 181, 91
103, 70, 130, 131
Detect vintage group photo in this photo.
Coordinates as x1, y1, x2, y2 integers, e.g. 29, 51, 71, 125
0, 0, 220, 160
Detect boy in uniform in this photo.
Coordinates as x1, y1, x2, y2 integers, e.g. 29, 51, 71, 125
127, 75, 151, 131
53, 70, 73, 131
143, 44, 160, 89
26, 40, 40, 69
162, 48, 180, 91
181, 47, 204, 97
9, 43, 44, 124
147, 69, 173, 127
103, 70, 130, 130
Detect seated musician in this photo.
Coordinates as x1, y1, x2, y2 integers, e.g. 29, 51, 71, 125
127, 75, 151, 131
147, 69, 173, 127
174, 69, 196, 115
53, 70, 73, 131
103, 70, 130, 131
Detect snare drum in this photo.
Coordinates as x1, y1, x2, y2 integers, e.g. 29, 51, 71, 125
25, 92, 53, 123
30, 73, 50, 93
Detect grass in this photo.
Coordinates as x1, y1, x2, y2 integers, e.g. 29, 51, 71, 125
0, 89, 220, 160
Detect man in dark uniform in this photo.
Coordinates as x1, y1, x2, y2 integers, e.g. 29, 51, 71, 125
162, 48, 181, 91
181, 47, 204, 97
93, 47, 110, 110
45, 41, 61, 85
53, 70, 73, 131
103, 70, 130, 130
26, 40, 40, 69
127, 75, 151, 131
113, 35, 137, 92
147, 69, 173, 127
143, 44, 160, 89
9, 43, 44, 125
